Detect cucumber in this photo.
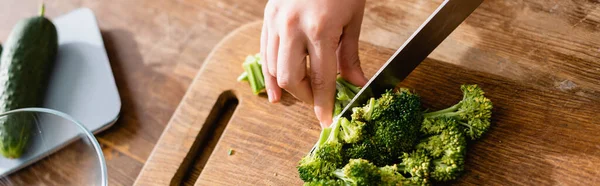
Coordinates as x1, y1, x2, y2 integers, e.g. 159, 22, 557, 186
0, 4, 58, 158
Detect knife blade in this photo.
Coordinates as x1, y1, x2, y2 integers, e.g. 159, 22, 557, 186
338, 0, 483, 119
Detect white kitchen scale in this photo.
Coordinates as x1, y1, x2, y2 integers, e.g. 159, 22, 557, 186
0, 8, 121, 176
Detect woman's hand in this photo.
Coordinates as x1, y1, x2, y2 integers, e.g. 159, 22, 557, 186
261, 0, 368, 127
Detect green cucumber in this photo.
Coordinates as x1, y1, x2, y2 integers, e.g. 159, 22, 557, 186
0, 4, 58, 158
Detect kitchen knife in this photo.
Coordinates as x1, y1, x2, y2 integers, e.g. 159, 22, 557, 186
338, 0, 483, 119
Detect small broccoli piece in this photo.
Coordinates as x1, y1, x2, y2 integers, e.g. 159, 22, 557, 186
416, 117, 467, 182
345, 89, 422, 166
338, 117, 366, 144
298, 120, 345, 181
334, 76, 362, 116
396, 150, 431, 185
370, 89, 423, 166
335, 78, 356, 105
237, 71, 248, 81
334, 101, 343, 117
344, 137, 392, 167
238, 54, 265, 95
351, 97, 376, 122
423, 84, 492, 140
379, 165, 405, 186
303, 179, 344, 186
333, 159, 381, 186
377, 150, 432, 186
336, 77, 361, 94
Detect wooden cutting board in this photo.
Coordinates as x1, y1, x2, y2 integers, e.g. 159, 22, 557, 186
134, 21, 600, 186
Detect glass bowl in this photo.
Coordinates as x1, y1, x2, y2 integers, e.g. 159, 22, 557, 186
0, 108, 107, 186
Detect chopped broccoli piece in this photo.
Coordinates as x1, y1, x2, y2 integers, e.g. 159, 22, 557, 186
303, 179, 344, 186
396, 150, 431, 185
333, 76, 362, 116
416, 117, 467, 182
298, 120, 345, 181
237, 71, 248, 81
351, 89, 422, 166
333, 159, 381, 186
423, 84, 492, 140
351, 97, 376, 122
338, 117, 366, 144
379, 165, 404, 185
238, 54, 265, 95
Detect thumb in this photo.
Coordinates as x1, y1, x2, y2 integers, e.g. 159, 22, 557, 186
337, 14, 367, 87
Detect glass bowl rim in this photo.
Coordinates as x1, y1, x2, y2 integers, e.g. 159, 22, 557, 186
0, 107, 108, 186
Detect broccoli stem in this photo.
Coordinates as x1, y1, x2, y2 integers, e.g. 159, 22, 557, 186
332, 169, 349, 182
363, 98, 376, 121
336, 76, 361, 94
422, 103, 461, 118
237, 71, 248, 81
339, 118, 354, 137
310, 127, 333, 155
318, 127, 333, 147
333, 101, 343, 116
242, 56, 265, 95
327, 119, 342, 143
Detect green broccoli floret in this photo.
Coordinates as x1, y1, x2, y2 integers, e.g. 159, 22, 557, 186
237, 54, 265, 95
396, 150, 431, 185
370, 89, 424, 166
416, 117, 467, 182
423, 84, 492, 140
351, 97, 376, 122
379, 165, 404, 186
334, 76, 362, 116
345, 89, 423, 166
333, 159, 381, 186
377, 150, 432, 186
303, 179, 344, 186
338, 117, 366, 144
298, 120, 345, 181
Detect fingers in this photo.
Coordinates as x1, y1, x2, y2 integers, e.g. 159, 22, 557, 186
337, 6, 368, 87
267, 34, 280, 79
308, 40, 339, 128
261, 21, 282, 103
276, 31, 313, 103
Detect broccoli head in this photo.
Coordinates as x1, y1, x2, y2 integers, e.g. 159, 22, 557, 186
416, 117, 467, 182
298, 122, 345, 181
338, 117, 366, 144
333, 159, 381, 186
423, 84, 492, 140
371, 89, 423, 166
397, 150, 431, 185
344, 89, 423, 166
379, 165, 405, 186
303, 179, 344, 186
350, 97, 376, 122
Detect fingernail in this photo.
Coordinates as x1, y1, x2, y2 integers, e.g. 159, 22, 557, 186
267, 89, 274, 103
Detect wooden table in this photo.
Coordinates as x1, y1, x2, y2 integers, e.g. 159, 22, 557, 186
0, 0, 598, 185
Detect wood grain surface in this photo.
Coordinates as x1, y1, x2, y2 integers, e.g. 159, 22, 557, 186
135, 21, 600, 185
0, 0, 598, 185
